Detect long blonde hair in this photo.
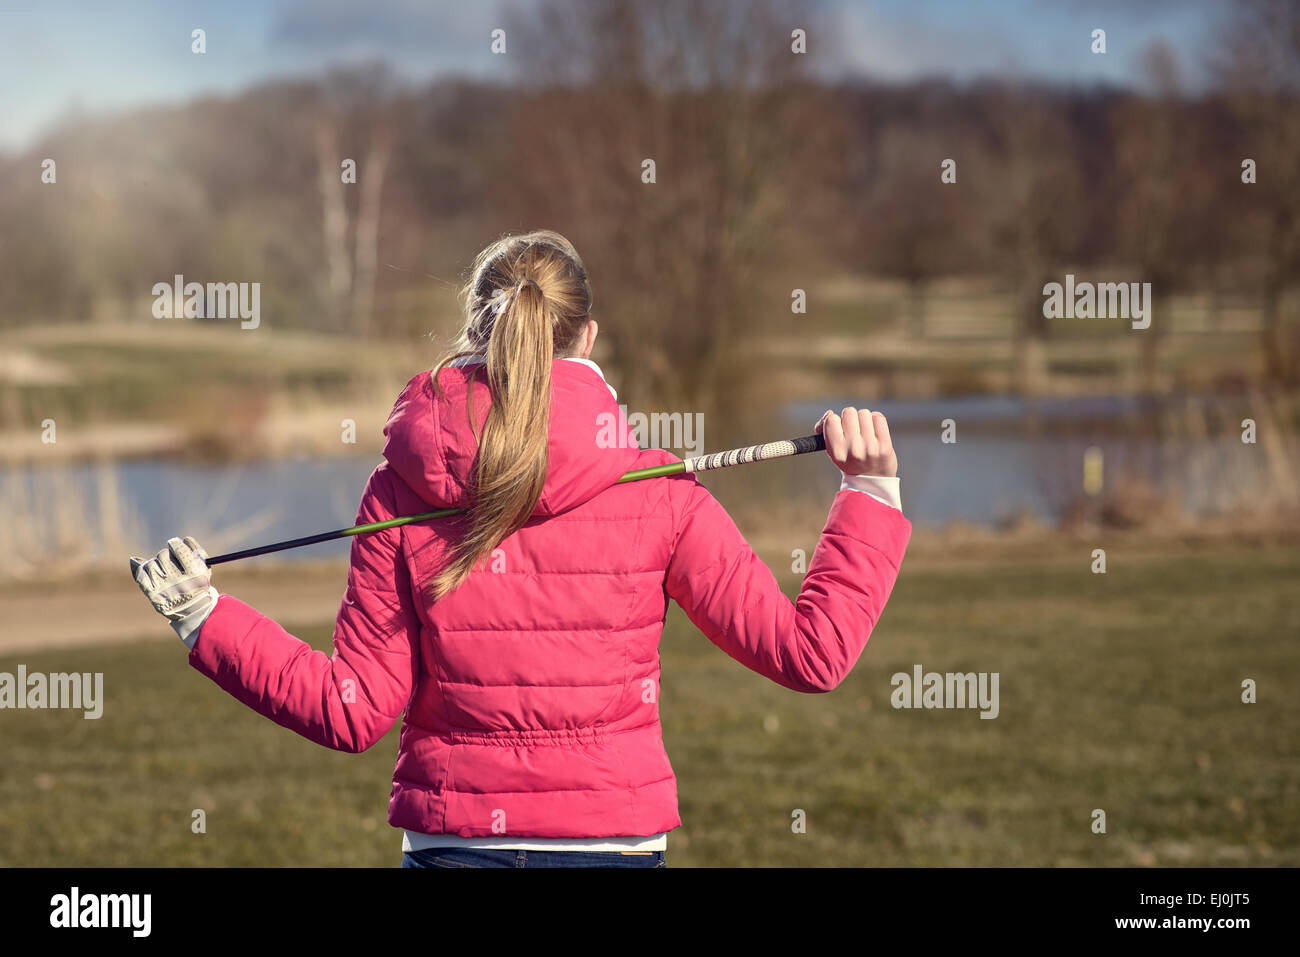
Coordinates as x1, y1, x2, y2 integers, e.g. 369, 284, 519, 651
429, 230, 593, 599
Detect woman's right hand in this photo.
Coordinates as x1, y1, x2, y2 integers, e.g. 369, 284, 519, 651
815, 407, 897, 477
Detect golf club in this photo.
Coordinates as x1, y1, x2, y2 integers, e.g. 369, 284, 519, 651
203, 432, 828, 565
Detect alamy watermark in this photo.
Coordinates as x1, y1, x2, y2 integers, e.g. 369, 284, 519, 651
152, 274, 260, 329
1042, 274, 1151, 329
0, 666, 103, 719
891, 664, 999, 719
596, 407, 704, 458
50, 887, 150, 937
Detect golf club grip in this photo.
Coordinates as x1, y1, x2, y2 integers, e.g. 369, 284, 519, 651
683, 432, 826, 473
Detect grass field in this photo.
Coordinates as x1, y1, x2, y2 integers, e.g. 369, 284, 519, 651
0, 543, 1295, 867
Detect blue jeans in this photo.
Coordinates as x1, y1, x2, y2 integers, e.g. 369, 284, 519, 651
402, 847, 666, 868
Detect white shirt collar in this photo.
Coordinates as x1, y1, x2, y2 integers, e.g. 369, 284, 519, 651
445, 355, 616, 401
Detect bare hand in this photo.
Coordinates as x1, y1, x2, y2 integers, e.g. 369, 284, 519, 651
815, 407, 897, 477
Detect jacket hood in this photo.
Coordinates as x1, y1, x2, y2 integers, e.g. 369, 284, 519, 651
382, 359, 643, 517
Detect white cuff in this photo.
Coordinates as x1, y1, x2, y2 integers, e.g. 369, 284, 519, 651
840, 474, 902, 512
169, 586, 220, 649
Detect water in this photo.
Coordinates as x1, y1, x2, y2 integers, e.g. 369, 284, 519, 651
782, 393, 1261, 525
0, 394, 1266, 565
786, 393, 1172, 430
2, 456, 381, 564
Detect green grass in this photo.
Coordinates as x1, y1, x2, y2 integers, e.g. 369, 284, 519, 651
0, 323, 428, 429
1, 545, 1296, 866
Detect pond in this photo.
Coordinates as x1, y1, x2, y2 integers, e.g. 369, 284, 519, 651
0, 393, 1271, 567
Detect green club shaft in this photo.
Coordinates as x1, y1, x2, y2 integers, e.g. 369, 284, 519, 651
206, 432, 825, 565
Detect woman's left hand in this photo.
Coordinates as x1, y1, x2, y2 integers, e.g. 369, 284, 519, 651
130, 536, 219, 645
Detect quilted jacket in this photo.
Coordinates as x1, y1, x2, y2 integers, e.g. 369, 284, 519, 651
188, 359, 912, 838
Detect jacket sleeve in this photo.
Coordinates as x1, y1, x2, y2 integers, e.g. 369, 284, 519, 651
187, 465, 421, 752
664, 476, 910, 693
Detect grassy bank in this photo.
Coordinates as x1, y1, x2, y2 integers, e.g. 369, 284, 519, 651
2, 305, 1293, 465
0, 543, 1295, 866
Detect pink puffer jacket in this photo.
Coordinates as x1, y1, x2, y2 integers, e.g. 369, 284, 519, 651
189, 359, 911, 838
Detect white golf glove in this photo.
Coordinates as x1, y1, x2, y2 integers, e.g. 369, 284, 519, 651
130, 536, 219, 648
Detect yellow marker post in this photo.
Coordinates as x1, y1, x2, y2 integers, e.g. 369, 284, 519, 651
1083, 446, 1104, 497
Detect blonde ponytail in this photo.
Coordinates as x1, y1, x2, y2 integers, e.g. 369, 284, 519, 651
430, 233, 592, 599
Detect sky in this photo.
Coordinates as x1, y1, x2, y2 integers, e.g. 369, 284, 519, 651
0, 0, 1229, 151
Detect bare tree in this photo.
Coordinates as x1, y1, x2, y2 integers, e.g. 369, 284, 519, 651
974, 83, 1085, 395
352, 117, 393, 335
314, 117, 352, 324
500, 0, 828, 428
309, 65, 398, 334
1113, 42, 1190, 394
1214, 0, 1300, 384
859, 119, 972, 338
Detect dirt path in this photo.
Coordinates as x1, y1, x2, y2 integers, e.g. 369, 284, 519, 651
2, 527, 1295, 656
0, 563, 348, 655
